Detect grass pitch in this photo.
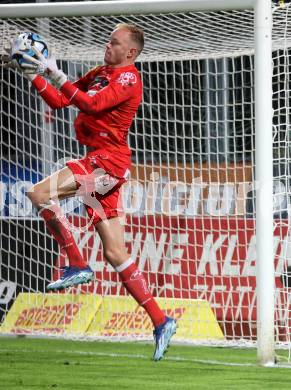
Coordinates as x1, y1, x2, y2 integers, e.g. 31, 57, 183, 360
0, 337, 290, 389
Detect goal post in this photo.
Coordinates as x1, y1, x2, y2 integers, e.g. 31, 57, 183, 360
0, 0, 279, 366
254, 0, 274, 366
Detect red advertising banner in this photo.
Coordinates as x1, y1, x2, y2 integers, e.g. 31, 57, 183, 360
55, 216, 291, 340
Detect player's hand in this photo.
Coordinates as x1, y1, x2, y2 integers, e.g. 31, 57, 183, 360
0, 42, 39, 78
28, 46, 68, 88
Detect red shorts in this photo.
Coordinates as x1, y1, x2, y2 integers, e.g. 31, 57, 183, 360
66, 153, 126, 225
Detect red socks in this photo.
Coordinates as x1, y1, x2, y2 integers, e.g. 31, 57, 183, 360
39, 202, 87, 268
116, 258, 166, 328
40, 203, 165, 328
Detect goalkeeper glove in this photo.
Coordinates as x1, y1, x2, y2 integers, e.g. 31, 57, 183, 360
0, 42, 39, 79
26, 46, 68, 88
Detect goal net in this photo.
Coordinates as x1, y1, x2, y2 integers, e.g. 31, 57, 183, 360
0, 0, 290, 362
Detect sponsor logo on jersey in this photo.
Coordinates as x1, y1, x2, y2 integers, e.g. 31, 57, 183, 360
117, 72, 137, 86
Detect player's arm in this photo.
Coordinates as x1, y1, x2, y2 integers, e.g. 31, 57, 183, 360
22, 48, 138, 112
30, 72, 93, 110
4, 45, 93, 110
60, 77, 137, 114
30, 75, 70, 109
1, 40, 70, 109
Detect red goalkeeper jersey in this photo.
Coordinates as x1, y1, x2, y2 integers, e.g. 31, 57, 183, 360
32, 64, 142, 178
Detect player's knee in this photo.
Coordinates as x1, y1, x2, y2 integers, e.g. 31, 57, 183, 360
103, 247, 125, 264
26, 185, 50, 208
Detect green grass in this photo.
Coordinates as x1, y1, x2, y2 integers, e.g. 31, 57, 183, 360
0, 337, 290, 389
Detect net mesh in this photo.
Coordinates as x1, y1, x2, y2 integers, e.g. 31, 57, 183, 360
1, 2, 291, 352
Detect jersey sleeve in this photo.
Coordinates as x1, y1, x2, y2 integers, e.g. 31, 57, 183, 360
31, 68, 99, 110
59, 72, 140, 115
32, 75, 70, 109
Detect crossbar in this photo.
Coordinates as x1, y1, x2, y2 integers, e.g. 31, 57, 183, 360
0, 0, 255, 19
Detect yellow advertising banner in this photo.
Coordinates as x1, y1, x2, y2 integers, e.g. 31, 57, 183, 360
87, 296, 224, 341
86, 296, 139, 337
0, 293, 102, 336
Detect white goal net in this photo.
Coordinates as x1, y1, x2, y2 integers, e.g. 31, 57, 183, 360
0, 0, 291, 361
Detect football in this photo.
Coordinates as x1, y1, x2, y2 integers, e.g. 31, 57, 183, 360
11, 32, 49, 66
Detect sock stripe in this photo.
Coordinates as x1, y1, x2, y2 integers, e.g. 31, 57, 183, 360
115, 257, 134, 273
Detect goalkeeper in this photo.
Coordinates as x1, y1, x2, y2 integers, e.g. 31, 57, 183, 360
5, 23, 176, 361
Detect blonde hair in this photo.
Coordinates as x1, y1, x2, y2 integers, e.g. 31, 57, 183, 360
115, 23, 144, 55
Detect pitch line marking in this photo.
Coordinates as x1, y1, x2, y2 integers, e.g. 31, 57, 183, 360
1, 347, 291, 368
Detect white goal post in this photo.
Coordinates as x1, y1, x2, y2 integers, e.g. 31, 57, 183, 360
0, 0, 280, 366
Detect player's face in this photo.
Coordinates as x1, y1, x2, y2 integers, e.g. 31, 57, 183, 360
104, 28, 136, 66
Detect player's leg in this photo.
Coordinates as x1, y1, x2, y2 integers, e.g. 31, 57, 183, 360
26, 166, 93, 290
95, 216, 177, 361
